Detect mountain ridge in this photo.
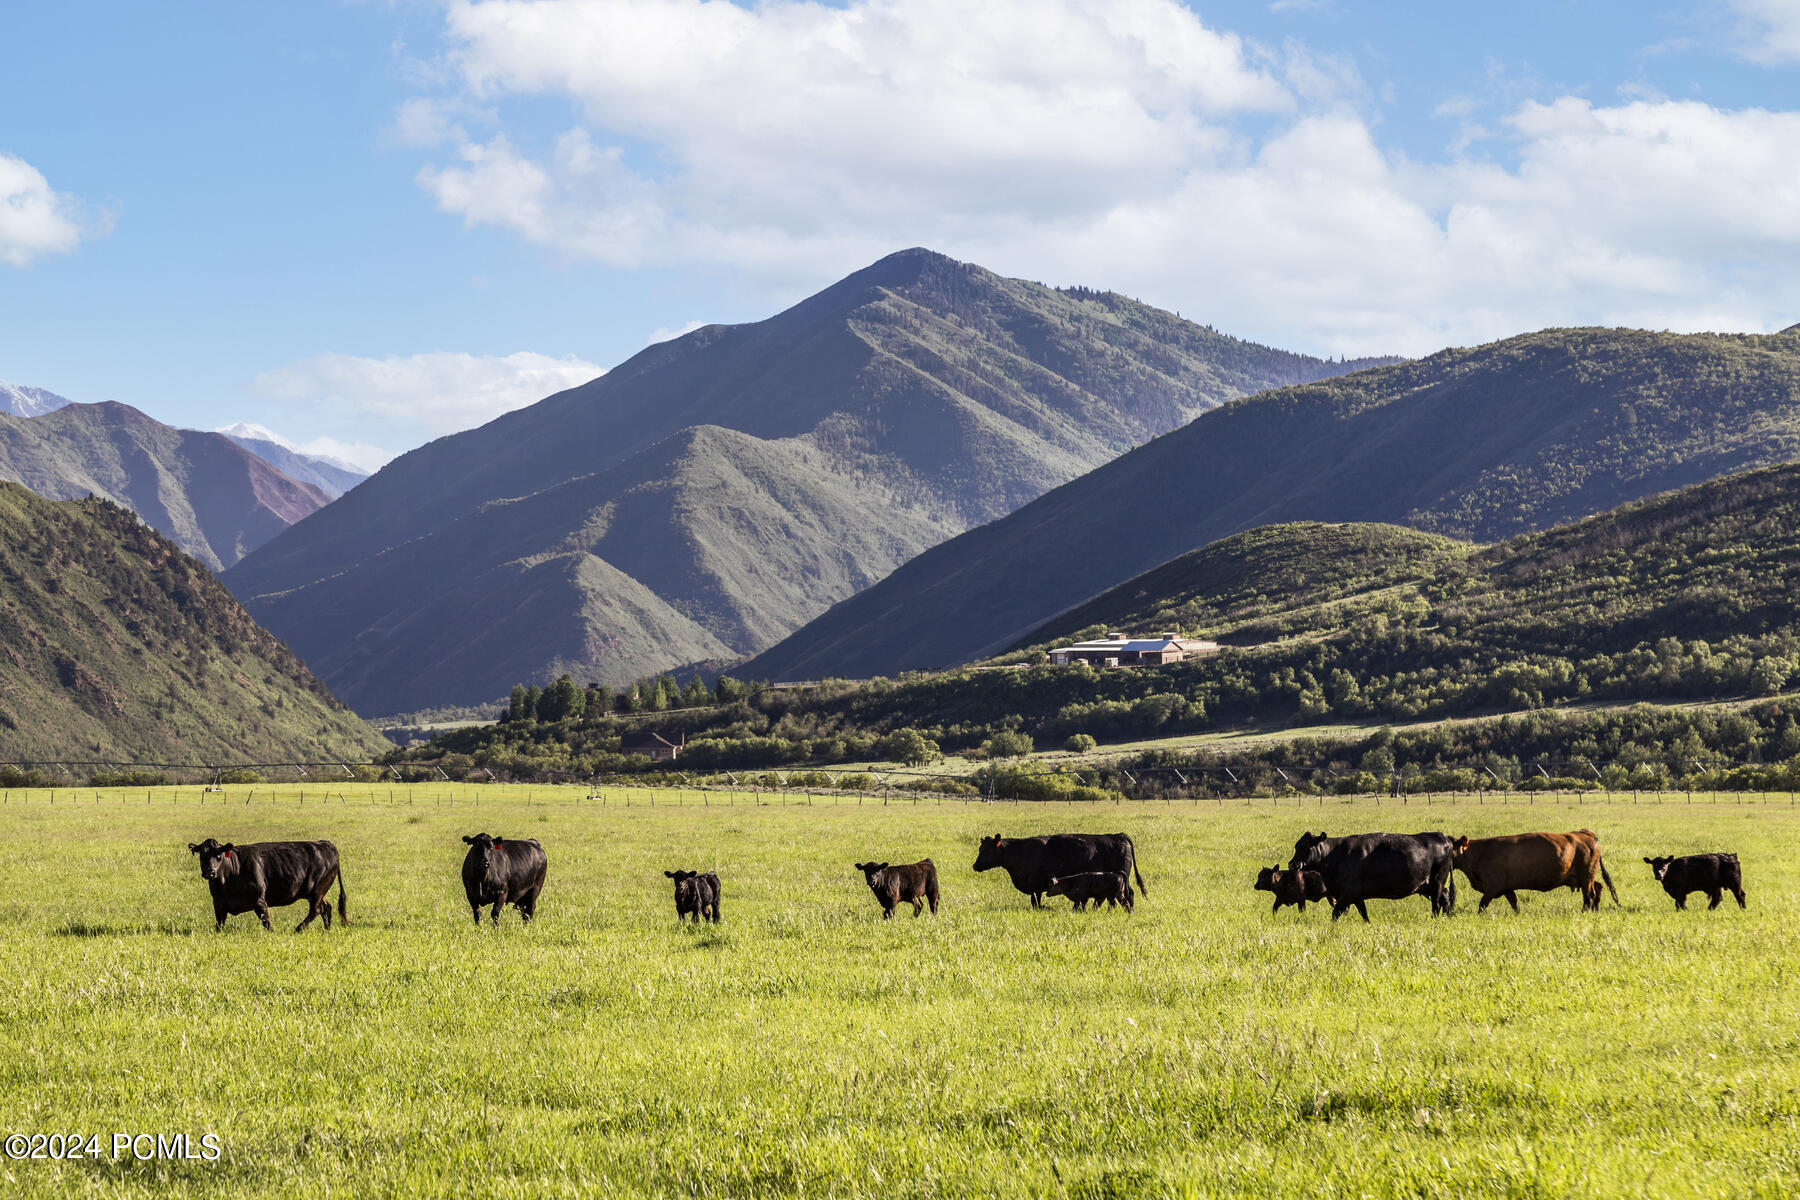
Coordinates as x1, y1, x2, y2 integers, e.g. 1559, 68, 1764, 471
0, 400, 333, 570
745, 325, 1800, 681
228, 247, 1392, 713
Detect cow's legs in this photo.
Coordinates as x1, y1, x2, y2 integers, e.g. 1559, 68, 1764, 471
1272, 899, 1283, 915
295, 897, 321, 932
1478, 893, 1495, 913
490, 890, 507, 925
520, 889, 538, 922
1708, 889, 1723, 910
1330, 899, 1348, 921
1676, 894, 1688, 910
470, 902, 483, 925
1732, 885, 1747, 909
213, 902, 228, 931
1354, 900, 1370, 923
321, 893, 334, 929
254, 899, 273, 931
1505, 891, 1520, 913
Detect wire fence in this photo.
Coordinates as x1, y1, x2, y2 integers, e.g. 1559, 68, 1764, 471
2, 771, 1798, 810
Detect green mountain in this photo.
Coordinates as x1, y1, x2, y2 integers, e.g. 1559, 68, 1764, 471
226, 248, 1388, 715
0, 401, 332, 570
394, 459, 1800, 777
1020, 522, 1470, 650
0, 483, 386, 764
747, 326, 1800, 681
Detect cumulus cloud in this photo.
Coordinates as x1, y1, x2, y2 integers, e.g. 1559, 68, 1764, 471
1728, 0, 1800, 63
252, 351, 606, 438
404, 0, 1800, 354
416, 0, 1288, 269
0, 153, 99, 268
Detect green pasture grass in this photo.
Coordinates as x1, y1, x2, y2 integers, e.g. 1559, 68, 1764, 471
1, 786, 1797, 1198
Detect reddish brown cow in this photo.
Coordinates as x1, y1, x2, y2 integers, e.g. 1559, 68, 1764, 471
1451, 829, 1621, 913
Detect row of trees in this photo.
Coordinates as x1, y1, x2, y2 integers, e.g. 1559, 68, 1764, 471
505, 673, 755, 724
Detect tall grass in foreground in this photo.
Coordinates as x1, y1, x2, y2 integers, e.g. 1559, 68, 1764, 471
0, 792, 1796, 1198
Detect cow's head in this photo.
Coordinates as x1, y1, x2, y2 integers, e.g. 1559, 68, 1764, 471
853, 862, 889, 888
1289, 831, 1329, 870
1253, 866, 1280, 893
1451, 835, 1472, 865
187, 838, 235, 882
1044, 874, 1075, 897
1644, 856, 1675, 880
463, 832, 503, 871
973, 834, 1006, 872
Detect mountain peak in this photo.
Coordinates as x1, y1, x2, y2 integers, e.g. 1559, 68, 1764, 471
0, 379, 74, 418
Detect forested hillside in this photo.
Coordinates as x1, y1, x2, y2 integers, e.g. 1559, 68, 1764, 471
0, 483, 386, 765
748, 326, 1800, 681
228, 247, 1389, 714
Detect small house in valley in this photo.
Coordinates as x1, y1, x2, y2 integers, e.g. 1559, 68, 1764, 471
620, 730, 685, 761
1047, 632, 1220, 668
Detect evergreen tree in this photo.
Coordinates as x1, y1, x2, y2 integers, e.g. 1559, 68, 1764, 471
508, 684, 529, 723
524, 686, 543, 721
682, 672, 710, 707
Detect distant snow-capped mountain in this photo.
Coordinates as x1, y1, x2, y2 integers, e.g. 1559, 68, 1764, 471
0, 379, 73, 417
216, 422, 370, 499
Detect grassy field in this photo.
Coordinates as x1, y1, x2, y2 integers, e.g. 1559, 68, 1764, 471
1, 785, 1797, 1198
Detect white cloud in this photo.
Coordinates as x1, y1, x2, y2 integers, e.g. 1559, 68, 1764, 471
252, 351, 606, 438
1728, 0, 1800, 62
0, 153, 99, 268
416, 0, 1289, 268
403, 0, 1800, 355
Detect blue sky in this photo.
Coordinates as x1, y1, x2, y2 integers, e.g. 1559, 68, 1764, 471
2, 0, 1796, 469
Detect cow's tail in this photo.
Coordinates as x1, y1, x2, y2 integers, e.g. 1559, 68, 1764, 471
335, 865, 350, 926
1127, 836, 1147, 899
1600, 859, 1620, 907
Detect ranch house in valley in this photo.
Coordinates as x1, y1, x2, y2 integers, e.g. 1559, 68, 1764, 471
620, 731, 685, 762
1047, 633, 1220, 668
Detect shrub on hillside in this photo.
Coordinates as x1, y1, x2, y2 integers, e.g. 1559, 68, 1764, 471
1065, 733, 1097, 753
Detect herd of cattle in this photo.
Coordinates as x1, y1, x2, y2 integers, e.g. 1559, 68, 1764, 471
182, 827, 1747, 931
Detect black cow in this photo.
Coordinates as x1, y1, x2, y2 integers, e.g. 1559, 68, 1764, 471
854, 860, 939, 918
187, 837, 347, 932
461, 833, 547, 925
665, 870, 721, 923
973, 833, 1147, 908
1288, 830, 1456, 922
1645, 853, 1746, 910
1253, 865, 1327, 914
1045, 871, 1133, 912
